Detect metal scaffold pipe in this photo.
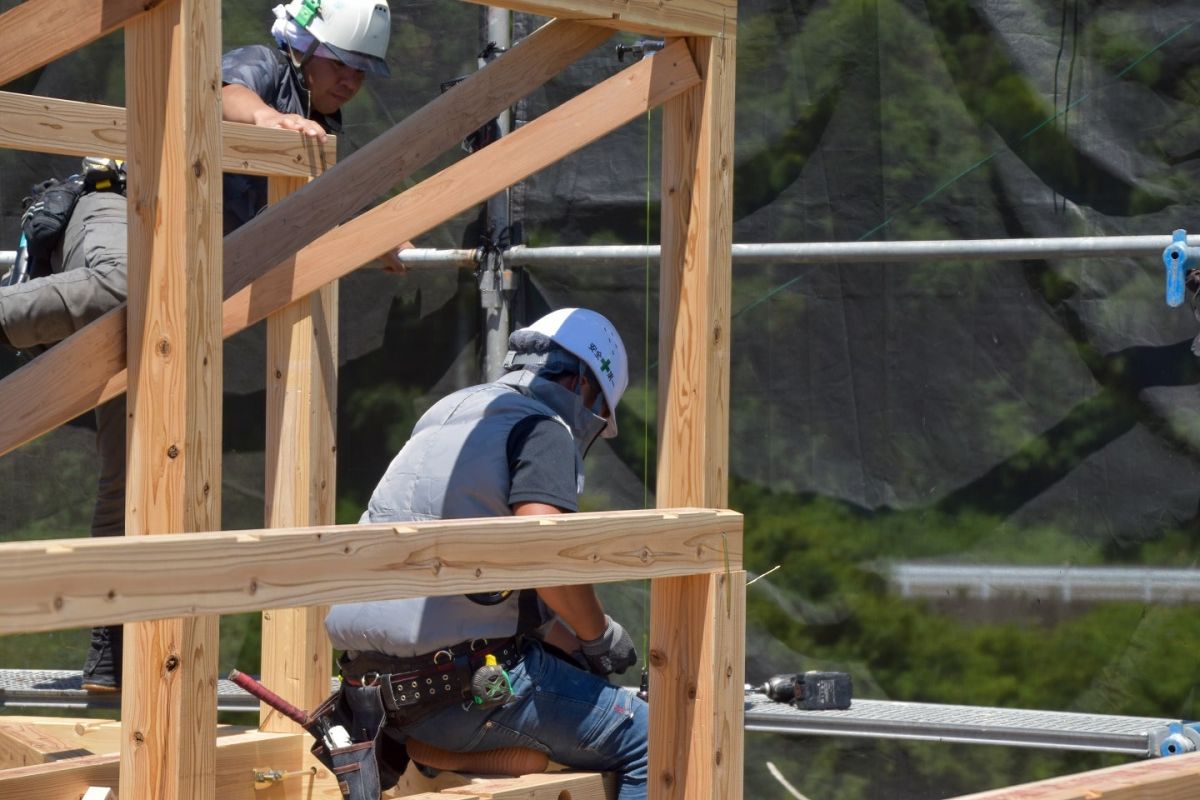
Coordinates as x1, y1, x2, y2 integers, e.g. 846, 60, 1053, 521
383, 235, 1200, 269
7, 234, 1198, 274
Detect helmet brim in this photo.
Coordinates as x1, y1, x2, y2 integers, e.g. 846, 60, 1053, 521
320, 41, 390, 76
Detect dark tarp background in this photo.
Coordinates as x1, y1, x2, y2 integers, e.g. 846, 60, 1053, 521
3, 1, 1200, 797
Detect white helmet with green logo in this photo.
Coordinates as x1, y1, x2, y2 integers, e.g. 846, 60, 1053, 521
280, 0, 391, 76
522, 308, 629, 438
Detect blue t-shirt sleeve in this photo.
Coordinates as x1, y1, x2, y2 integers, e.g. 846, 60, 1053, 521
506, 415, 579, 512
221, 45, 282, 106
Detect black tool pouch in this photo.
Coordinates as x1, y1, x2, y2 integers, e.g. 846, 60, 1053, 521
308, 685, 407, 800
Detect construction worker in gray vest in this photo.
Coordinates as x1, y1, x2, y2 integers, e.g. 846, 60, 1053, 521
324, 308, 649, 799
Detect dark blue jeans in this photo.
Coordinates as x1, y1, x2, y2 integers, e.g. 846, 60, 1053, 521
404, 640, 648, 799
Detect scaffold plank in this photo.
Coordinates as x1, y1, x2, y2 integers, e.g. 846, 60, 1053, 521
745, 694, 1174, 757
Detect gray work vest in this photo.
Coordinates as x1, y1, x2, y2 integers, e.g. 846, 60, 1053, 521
325, 381, 580, 656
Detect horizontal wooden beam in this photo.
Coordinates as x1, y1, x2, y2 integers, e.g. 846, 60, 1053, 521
0, 718, 253, 768
0, 508, 741, 634
440, 772, 610, 798
0, 0, 166, 87
0, 91, 334, 177
0, 731, 303, 800
461, 0, 735, 37
948, 752, 1200, 800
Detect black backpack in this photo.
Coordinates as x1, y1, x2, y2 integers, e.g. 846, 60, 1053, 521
6, 158, 125, 287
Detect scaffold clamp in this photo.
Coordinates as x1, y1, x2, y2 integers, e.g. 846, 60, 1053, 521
1163, 229, 1200, 307
1150, 721, 1200, 757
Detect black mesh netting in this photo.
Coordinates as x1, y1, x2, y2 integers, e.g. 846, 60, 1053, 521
3, 1, 1200, 797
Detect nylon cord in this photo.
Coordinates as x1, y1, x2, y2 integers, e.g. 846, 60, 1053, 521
642, 105, 653, 663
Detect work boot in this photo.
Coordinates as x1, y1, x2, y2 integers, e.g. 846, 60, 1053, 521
81, 624, 122, 693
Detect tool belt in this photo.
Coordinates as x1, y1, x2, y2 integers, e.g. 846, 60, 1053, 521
339, 637, 521, 717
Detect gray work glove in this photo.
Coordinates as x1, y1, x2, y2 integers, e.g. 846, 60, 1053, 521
579, 615, 638, 676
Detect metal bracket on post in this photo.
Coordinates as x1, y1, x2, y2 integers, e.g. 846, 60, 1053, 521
1163, 229, 1200, 307
475, 236, 509, 313
476, 227, 519, 382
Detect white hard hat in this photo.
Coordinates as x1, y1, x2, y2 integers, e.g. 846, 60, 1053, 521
282, 0, 391, 76
523, 308, 629, 438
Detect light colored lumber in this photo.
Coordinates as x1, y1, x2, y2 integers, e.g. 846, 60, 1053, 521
221, 18, 612, 298
0, 0, 165, 86
0, 18, 615, 461
442, 771, 609, 799
648, 571, 744, 800
222, 37, 700, 334
945, 751, 1200, 800
261, 175, 338, 732
0, 91, 335, 177
120, 1, 223, 798
461, 0, 735, 37
0, 731, 303, 800
656, 35, 735, 512
0, 507, 742, 634
0, 719, 91, 767
0, 718, 251, 766
82, 788, 115, 800
651, 34, 739, 800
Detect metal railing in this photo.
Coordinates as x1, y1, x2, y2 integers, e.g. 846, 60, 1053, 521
387, 235, 1200, 268
883, 563, 1200, 604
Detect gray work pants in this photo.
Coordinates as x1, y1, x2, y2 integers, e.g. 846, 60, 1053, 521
0, 192, 128, 683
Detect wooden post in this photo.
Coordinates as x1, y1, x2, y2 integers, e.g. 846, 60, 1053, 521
650, 32, 739, 800
120, 0, 222, 797
261, 175, 338, 730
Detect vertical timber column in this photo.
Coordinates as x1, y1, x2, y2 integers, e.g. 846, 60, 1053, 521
121, 0, 222, 797
650, 33, 741, 800
261, 175, 338, 730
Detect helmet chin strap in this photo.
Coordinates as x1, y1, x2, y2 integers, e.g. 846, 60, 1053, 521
290, 38, 321, 71
497, 371, 607, 459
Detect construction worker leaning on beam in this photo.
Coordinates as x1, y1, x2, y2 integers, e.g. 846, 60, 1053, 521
0, 0, 394, 693
318, 309, 649, 800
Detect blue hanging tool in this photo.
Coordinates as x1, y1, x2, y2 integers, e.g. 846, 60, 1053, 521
1162, 229, 1200, 307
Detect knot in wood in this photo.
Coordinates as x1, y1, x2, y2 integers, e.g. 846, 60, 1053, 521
167, 445, 180, 459
133, 731, 145, 744
660, 771, 674, 788
648, 649, 667, 668
156, 338, 170, 357
164, 655, 180, 672
192, 159, 204, 178
53, 595, 63, 610
248, 579, 258, 595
